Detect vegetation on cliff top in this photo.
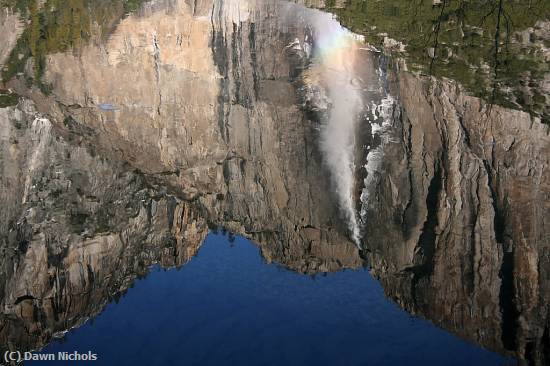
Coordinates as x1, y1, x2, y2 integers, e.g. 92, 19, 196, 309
327, 0, 550, 123
0, 0, 144, 90
0, 89, 19, 107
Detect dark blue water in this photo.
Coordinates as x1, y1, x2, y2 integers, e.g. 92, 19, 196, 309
34, 233, 510, 366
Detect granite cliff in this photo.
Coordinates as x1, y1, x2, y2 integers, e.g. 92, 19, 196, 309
0, 0, 361, 353
0, 0, 548, 364
362, 71, 550, 365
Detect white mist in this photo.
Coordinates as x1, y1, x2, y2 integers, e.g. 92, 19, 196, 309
308, 13, 364, 245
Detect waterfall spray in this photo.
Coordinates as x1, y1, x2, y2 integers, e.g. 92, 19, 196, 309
307, 14, 364, 246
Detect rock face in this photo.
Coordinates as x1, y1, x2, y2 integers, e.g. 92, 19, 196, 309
0, 0, 548, 365
0, 0, 362, 354
362, 71, 550, 365
25, 0, 361, 262
0, 99, 209, 352
0, 8, 23, 68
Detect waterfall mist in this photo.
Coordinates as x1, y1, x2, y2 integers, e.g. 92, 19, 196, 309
280, 3, 389, 247
307, 13, 364, 245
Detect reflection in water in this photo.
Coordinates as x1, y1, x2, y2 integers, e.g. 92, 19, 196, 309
361, 69, 550, 365
0, 0, 549, 365
302, 10, 364, 244
327, 0, 550, 123
32, 233, 509, 366
1, 0, 145, 88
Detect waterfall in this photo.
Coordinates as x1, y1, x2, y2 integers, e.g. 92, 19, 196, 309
280, 3, 395, 247
303, 11, 364, 246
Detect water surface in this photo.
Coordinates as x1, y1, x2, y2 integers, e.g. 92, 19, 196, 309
35, 233, 511, 366
1, 0, 547, 364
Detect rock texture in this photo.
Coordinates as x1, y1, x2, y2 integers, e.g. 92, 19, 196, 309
0, 8, 23, 69
362, 71, 550, 365
0, 99, 209, 352
0, 0, 362, 354
0, 0, 548, 365
24, 0, 359, 261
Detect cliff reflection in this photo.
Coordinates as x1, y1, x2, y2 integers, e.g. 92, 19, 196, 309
360, 69, 550, 365
0, 0, 548, 365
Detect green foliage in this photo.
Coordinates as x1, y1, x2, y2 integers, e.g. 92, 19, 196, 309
69, 211, 89, 233
0, 89, 19, 107
1, 0, 145, 86
124, 0, 143, 13
0, 0, 33, 15
328, 0, 550, 122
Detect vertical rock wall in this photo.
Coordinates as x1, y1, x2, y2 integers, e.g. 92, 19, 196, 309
0, 0, 548, 364
362, 71, 550, 365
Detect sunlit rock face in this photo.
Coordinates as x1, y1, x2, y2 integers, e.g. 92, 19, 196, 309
1, 0, 549, 364
0, 8, 23, 68
0, 96, 359, 352
361, 71, 550, 365
0, 0, 364, 354
22, 0, 365, 264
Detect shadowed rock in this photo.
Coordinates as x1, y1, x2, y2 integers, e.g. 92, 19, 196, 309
0, 0, 548, 364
